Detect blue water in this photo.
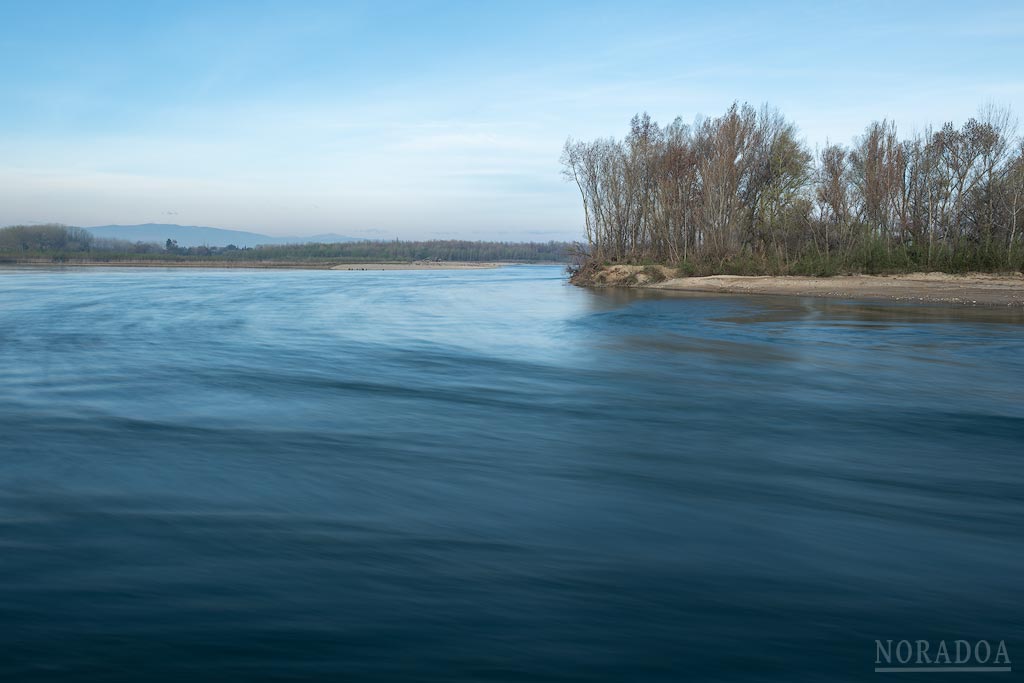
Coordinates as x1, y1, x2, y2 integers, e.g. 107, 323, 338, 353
1, 265, 1022, 681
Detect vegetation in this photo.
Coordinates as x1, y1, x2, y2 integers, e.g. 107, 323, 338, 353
562, 103, 1024, 276
0, 224, 163, 255
0, 225, 569, 264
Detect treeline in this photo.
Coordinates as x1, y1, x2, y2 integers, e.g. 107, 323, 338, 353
0, 225, 569, 263
230, 239, 568, 262
562, 103, 1024, 275
0, 224, 163, 255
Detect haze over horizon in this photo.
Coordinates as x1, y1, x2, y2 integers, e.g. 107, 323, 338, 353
2, 0, 1023, 241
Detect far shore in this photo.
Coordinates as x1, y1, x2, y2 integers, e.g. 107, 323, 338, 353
578, 265, 1024, 307
330, 261, 503, 270
0, 259, 510, 271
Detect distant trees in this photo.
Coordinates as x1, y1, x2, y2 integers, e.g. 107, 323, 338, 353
0, 224, 94, 252
0, 225, 570, 263
563, 103, 1024, 274
0, 224, 164, 258
238, 239, 569, 262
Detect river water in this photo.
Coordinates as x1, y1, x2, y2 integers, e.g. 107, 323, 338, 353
1, 265, 1021, 681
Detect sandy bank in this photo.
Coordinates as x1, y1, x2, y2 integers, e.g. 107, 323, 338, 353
578, 265, 1024, 306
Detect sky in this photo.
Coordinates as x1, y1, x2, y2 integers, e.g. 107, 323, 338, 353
1, 1, 1022, 241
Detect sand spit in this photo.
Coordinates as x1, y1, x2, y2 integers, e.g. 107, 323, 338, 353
579, 265, 1024, 306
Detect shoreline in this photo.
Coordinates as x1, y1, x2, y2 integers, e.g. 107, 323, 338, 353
0, 259, 510, 271
575, 265, 1024, 307
330, 261, 503, 270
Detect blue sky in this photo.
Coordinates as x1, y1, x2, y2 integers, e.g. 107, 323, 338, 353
1, 1, 1022, 240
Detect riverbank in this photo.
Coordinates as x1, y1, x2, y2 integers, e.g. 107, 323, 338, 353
573, 265, 1024, 306
1, 259, 506, 270
330, 261, 502, 270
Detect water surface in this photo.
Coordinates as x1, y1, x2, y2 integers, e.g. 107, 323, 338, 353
1, 265, 1022, 681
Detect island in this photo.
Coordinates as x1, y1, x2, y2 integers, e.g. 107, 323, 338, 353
562, 102, 1024, 306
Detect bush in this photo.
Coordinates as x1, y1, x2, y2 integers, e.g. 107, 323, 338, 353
641, 265, 667, 283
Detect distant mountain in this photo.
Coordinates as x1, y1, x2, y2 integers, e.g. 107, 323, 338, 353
85, 223, 360, 248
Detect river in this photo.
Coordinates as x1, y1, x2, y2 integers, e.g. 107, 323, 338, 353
1, 265, 1021, 681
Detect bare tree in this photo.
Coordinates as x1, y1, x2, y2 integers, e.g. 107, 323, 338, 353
561, 102, 1023, 275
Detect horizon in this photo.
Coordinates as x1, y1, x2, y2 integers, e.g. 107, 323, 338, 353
2, 0, 1023, 240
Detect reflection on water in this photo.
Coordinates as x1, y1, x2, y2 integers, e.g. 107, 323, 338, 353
1, 265, 1022, 681
592, 285, 1024, 324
